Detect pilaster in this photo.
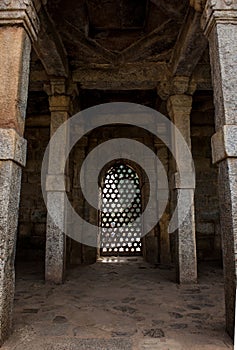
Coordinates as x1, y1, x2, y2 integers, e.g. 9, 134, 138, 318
201, 0, 237, 338
0, 1, 39, 344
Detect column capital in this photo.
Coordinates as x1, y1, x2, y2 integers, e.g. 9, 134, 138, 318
167, 94, 193, 118
158, 76, 196, 100
45, 79, 70, 113
0, 0, 40, 42
201, 0, 237, 36
48, 95, 71, 113
44, 78, 78, 113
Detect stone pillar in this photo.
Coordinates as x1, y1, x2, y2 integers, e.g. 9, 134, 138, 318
201, 0, 237, 338
0, 0, 39, 344
45, 79, 71, 284
154, 142, 171, 264
167, 94, 197, 284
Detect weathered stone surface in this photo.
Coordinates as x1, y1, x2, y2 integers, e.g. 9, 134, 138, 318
167, 94, 197, 284
0, 129, 27, 167
73, 63, 168, 90
211, 125, 237, 163
202, 0, 237, 129
167, 94, 193, 172
0, 0, 233, 346
0, 0, 39, 42
17, 124, 49, 260
45, 192, 67, 284
0, 27, 31, 135
170, 7, 207, 77
46, 174, 70, 192
174, 189, 197, 283
45, 81, 72, 284
218, 159, 237, 339
34, 7, 68, 77
202, 0, 237, 339
0, 161, 22, 345
172, 172, 196, 189
190, 94, 220, 261
1, 260, 232, 350
0, 7, 36, 344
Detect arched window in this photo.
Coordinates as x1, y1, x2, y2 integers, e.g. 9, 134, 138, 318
100, 163, 142, 256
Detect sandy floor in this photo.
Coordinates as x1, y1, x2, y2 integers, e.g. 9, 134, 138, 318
2, 258, 233, 350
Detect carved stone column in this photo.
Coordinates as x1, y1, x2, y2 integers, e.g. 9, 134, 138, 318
154, 142, 171, 264
167, 83, 197, 284
0, 0, 39, 344
202, 0, 237, 338
45, 79, 72, 284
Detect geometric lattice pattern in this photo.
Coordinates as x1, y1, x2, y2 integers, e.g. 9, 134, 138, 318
101, 163, 142, 256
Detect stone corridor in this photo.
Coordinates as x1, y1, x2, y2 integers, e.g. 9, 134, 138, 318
2, 259, 233, 350
1, 0, 237, 346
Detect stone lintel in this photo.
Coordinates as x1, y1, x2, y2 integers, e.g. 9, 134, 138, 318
0, 0, 40, 42
73, 63, 168, 90
172, 172, 196, 190
201, 0, 237, 37
46, 174, 70, 192
211, 125, 237, 163
0, 128, 27, 167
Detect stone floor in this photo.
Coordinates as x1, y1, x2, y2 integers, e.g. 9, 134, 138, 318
2, 257, 233, 350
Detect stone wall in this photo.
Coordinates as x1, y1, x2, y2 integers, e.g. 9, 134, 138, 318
191, 92, 221, 262
68, 124, 168, 265
16, 91, 222, 265
17, 123, 50, 261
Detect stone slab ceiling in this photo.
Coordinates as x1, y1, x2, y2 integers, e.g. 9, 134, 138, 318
46, 0, 188, 67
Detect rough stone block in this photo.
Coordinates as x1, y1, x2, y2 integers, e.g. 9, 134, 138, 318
212, 125, 237, 164
46, 174, 70, 192
0, 160, 22, 344
0, 129, 27, 166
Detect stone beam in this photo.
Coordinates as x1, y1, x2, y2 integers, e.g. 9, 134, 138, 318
116, 19, 173, 64
73, 63, 169, 90
30, 60, 211, 93
170, 7, 207, 77
191, 62, 212, 90
63, 20, 117, 64
34, 6, 68, 77
150, 0, 185, 20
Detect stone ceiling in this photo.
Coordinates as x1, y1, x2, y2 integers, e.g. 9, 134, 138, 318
46, 0, 189, 67
29, 0, 211, 95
